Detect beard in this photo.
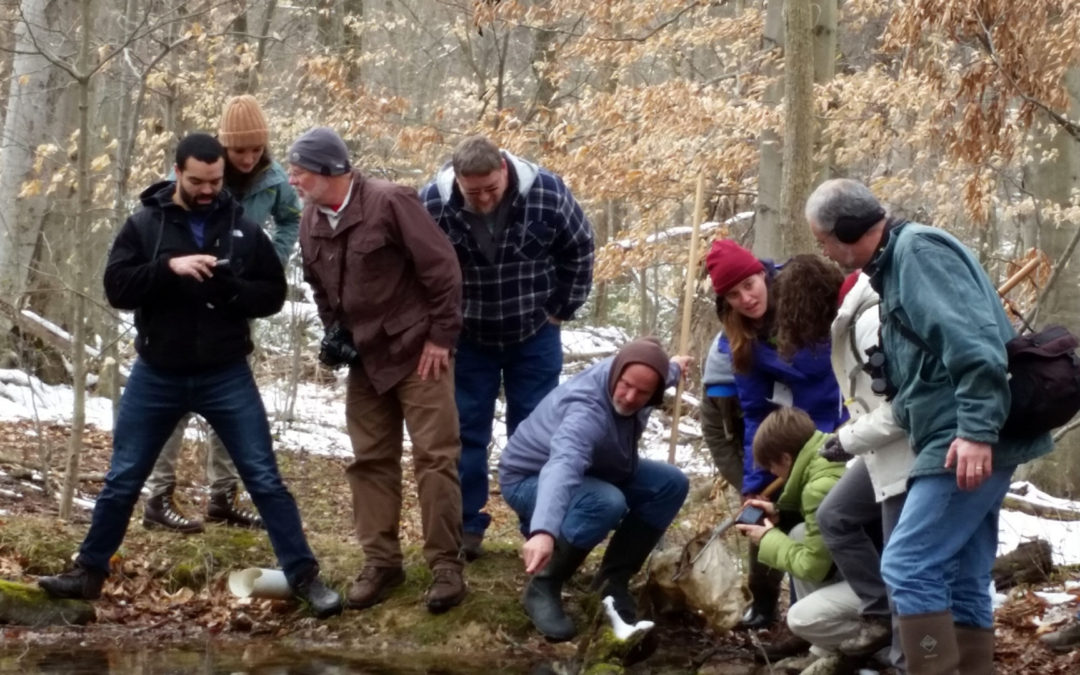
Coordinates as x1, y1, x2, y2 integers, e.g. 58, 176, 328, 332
611, 395, 637, 417
178, 184, 218, 213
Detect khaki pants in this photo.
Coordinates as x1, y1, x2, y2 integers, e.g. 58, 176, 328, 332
345, 364, 463, 571
144, 413, 239, 498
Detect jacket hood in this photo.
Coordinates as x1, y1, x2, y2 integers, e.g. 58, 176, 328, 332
835, 273, 876, 327
608, 336, 671, 408
139, 180, 179, 209
434, 149, 540, 207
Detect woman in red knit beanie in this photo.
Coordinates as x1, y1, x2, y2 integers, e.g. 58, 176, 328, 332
705, 239, 768, 373
702, 238, 847, 636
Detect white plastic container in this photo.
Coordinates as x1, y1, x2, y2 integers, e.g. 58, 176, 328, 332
227, 567, 293, 600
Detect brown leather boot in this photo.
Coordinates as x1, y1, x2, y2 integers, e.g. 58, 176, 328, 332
898, 611, 960, 674
207, 486, 263, 529
425, 566, 467, 613
955, 624, 994, 674
346, 566, 406, 609
143, 492, 204, 534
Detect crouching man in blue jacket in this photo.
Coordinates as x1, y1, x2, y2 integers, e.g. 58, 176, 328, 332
498, 337, 691, 642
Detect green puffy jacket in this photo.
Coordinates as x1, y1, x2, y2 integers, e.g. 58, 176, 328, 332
757, 431, 846, 583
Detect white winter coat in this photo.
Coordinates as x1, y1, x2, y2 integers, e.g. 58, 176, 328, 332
830, 274, 916, 501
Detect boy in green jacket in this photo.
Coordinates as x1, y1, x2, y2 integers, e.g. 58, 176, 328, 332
736, 407, 847, 602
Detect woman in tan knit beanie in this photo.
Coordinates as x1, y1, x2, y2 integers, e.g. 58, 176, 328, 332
141, 94, 302, 535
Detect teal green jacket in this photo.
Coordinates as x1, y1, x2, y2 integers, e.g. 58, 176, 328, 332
236, 161, 300, 266
867, 222, 1053, 477
757, 431, 846, 583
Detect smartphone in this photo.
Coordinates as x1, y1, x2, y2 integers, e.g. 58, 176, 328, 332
735, 505, 766, 526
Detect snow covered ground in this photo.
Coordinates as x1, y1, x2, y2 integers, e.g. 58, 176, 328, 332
2, 327, 1079, 615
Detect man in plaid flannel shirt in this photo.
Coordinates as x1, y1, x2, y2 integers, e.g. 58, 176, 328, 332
421, 135, 594, 560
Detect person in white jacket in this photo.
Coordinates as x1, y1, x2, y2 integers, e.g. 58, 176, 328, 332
772, 255, 916, 673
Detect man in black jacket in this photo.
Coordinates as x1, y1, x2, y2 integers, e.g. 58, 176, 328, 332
38, 134, 342, 618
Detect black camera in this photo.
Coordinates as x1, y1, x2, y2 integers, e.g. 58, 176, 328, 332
863, 345, 897, 399
319, 322, 360, 368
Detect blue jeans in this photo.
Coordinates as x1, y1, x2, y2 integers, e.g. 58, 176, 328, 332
76, 358, 318, 586
455, 322, 562, 535
880, 467, 1013, 628
501, 459, 689, 549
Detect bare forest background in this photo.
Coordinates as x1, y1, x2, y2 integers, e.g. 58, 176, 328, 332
0, 0, 1079, 516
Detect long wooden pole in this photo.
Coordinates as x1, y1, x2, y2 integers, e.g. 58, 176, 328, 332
667, 175, 706, 464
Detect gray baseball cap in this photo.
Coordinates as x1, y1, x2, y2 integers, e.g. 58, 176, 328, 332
288, 126, 351, 176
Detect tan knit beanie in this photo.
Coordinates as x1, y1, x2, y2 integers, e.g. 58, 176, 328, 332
218, 95, 269, 148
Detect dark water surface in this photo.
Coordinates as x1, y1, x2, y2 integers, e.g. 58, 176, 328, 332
0, 644, 554, 674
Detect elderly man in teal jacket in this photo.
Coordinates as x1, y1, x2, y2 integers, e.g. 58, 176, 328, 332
805, 178, 1053, 675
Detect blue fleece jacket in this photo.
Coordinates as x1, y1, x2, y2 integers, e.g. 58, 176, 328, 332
497, 356, 680, 537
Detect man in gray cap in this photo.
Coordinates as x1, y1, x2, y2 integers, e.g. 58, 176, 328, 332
289, 127, 468, 614
497, 337, 691, 642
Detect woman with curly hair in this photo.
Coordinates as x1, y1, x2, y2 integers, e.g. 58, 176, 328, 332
773, 254, 916, 672
704, 240, 847, 634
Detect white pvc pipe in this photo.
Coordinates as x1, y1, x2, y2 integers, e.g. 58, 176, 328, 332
227, 567, 292, 600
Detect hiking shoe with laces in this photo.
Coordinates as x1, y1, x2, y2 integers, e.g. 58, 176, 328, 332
425, 566, 467, 613
143, 492, 204, 533
346, 566, 406, 609
38, 564, 107, 600
206, 487, 263, 529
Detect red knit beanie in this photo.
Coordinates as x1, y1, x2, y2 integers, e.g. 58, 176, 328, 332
706, 239, 764, 296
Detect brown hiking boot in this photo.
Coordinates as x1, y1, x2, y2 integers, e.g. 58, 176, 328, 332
206, 487, 263, 529
143, 492, 204, 534
425, 566, 467, 614
346, 566, 406, 609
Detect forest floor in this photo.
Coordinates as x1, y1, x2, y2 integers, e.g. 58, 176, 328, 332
0, 418, 1078, 674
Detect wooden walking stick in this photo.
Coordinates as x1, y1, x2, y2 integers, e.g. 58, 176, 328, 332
667, 174, 705, 465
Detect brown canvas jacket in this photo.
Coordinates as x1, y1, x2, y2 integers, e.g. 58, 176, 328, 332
300, 170, 462, 394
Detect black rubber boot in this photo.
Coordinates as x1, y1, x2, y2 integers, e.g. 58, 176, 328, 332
522, 537, 591, 642
593, 513, 665, 623
291, 569, 344, 620
738, 540, 783, 629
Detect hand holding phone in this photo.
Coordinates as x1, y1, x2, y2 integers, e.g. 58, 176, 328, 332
735, 505, 766, 526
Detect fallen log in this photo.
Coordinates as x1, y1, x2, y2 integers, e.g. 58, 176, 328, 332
993, 539, 1054, 591
1002, 495, 1080, 522
0, 579, 95, 626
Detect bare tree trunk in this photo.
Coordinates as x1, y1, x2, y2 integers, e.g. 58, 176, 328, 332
777, 0, 816, 256
342, 0, 362, 87
60, 0, 95, 520
812, 0, 836, 183
753, 0, 784, 259
0, 0, 74, 308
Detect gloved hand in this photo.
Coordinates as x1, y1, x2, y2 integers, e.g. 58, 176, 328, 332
819, 434, 854, 462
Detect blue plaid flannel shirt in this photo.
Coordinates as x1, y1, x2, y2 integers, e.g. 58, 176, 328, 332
420, 152, 594, 349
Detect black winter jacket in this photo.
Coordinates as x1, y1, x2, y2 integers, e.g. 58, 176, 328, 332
104, 181, 286, 371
